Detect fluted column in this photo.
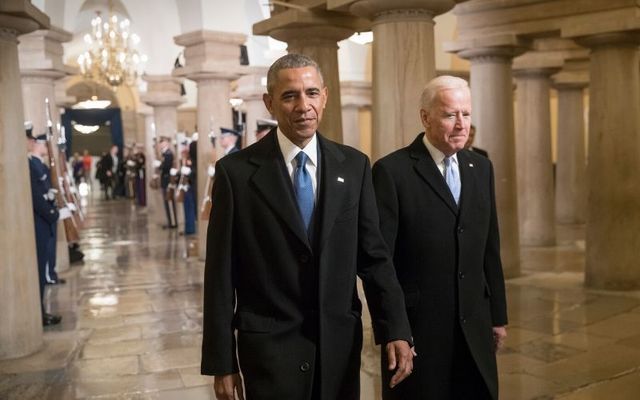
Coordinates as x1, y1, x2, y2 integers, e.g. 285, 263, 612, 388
513, 68, 557, 246
576, 32, 640, 289
174, 30, 247, 260
19, 26, 75, 273
141, 75, 185, 226
448, 41, 527, 279
0, 2, 49, 360
350, 0, 456, 159
553, 73, 587, 225
233, 67, 271, 147
340, 80, 371, 151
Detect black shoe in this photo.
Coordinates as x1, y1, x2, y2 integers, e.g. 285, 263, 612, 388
46, 278, 66, 285
170, 225, 178, 229
43, 313, 62, 326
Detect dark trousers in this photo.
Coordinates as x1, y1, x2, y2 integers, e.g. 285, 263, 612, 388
46, 226, 58, 283
161, 187, 177, 227
183, 187, 196, 235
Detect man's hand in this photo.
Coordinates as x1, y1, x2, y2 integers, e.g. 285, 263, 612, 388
214, 373, 244, 400
493, 326, 507, 352
386, 340, 415, 388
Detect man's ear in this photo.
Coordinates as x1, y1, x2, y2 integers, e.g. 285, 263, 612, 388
263, 93, 273, 114
420, 109, 430, 129
321, 86, 328, 109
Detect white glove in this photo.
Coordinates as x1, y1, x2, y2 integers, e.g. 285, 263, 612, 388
46, 188, 58, 201
153, 159, 162, 168
170, 168, 178, 176
67, 202, 77, 212
207, 165, 216, 177
127, 160, 136, 167
70, 186, 78, 194
58, 207, 72, 220
180, 166, 191, 175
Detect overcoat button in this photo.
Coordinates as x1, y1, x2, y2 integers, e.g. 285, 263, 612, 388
300, 362, 310, 372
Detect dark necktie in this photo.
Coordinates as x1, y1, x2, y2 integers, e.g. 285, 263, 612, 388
294, 151, 314, 231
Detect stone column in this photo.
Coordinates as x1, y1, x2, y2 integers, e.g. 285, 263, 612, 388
19, 26, 75, 273
0, 2, 49, 360
254, 11, 368, 143
340, 80, 371, 150
513, 68, 557, 246
576, 32, 640, 289
141, 75, 185, 226
174, 30, 247, 260
552, 62, 588, 225
350, 0, 456, 159
447, 39, 528, 279
233, 67, 270, 146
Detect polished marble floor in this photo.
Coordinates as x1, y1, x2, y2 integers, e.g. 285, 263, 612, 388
1, 196, 639, 399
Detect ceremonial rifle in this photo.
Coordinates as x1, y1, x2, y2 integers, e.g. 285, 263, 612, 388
45, 98, 80, 242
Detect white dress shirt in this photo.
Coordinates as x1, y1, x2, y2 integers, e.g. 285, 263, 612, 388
277, 128, 318, 201
422, 134, 459, 178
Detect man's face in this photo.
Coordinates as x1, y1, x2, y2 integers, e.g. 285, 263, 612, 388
263, 66, 327, 147
33, 141, 48, 157
111, 146, 118, 156
220, 134, 235, 148
421, 87, 471, 156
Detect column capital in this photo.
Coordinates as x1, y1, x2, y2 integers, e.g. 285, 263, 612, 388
340, 80, 371, 108
348, 0, 456, 20
445, 34, 529, 63
232, 67, 269, 102
19, 25, 76, 76
173, 29, 248, 81
141, 74, 185, 108
0, 1, 49, 37
552, 58, 590, 90
574, 30, 640, 49
253, 8, 367, 43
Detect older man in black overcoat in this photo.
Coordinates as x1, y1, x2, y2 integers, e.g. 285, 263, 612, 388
373, 76, 508, 400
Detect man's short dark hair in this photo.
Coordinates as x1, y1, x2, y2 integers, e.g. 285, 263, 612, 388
266, 53, 324, 95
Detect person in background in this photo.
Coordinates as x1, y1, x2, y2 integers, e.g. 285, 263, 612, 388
179, 146, 196, 236
465, 124, 489, 158
82, 149, 93, 186
255, 118, 277, 142
219, 127, 241, 156
72, 152, 84, 185
134, 144, 146, 206
26, 122, 68, 326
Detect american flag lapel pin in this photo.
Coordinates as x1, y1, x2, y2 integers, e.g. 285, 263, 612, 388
469, 163, 474, 168
337, 177, 345, 183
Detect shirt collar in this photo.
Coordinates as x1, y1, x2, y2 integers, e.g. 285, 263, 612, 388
277, 128, 318, 167
422, 133, 458, 166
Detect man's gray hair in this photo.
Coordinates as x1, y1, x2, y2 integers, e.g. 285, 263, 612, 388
266, 53, 324, 95
420, 75, 469, 110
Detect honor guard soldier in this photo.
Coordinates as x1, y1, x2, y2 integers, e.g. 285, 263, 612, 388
156, 136, 177, 229
26, 122, 69, 326
219, 127, 241, 156
255, 118, 277, 142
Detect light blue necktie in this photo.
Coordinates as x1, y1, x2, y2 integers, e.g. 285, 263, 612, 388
294, 152, 314, 231
444, 156, 460, 205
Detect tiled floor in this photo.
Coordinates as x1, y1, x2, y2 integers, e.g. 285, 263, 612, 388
1, 197, 639, 399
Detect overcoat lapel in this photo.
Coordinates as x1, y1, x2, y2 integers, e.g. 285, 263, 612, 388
249, 131, 311, 250
317, 135, 347, 252
409, 134, 458, 215
457, 150, 474, 217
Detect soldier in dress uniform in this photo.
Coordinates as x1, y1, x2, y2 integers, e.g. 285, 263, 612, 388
255, 118, 277, 142
157, 136, 177, 228
26, 122, 69, 326
219, 127, 241, 156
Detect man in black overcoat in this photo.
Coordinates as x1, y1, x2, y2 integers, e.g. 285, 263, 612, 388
201, 54, 414, 400
373, 76, 508, 400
